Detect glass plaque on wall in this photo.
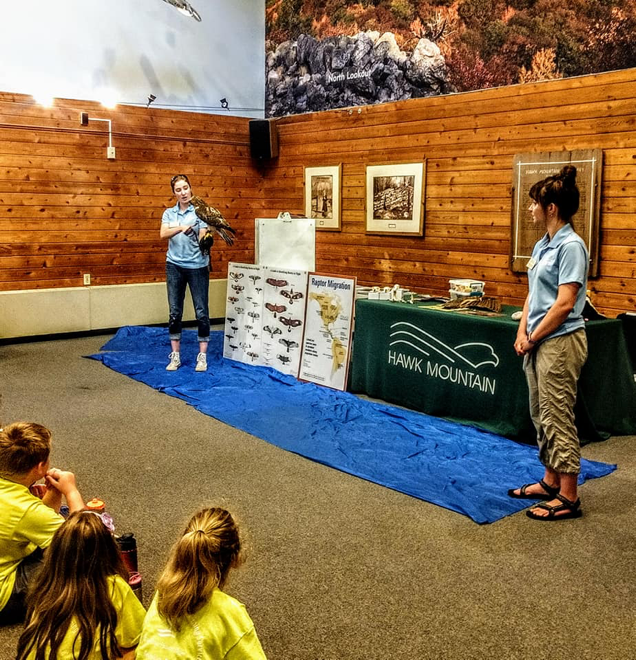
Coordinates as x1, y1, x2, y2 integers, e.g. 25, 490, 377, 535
511, 150, 602, 277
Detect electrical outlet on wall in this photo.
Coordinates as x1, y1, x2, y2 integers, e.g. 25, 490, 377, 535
83, 274, 91, 286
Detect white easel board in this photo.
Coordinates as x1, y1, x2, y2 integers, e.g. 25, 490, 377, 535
255, 217, 315, 271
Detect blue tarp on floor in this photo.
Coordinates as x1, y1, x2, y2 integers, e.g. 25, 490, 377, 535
88, 326, 616, 524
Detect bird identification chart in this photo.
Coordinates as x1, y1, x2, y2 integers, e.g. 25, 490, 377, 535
223, 263, 264, 365
299, 274, 356, 391
261, 268, 308, 376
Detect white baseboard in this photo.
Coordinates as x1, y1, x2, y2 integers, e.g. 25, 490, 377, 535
0, 280, 227, 339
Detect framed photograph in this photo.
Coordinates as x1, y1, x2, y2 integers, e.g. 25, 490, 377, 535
365, 162, 425, 236
511, 149, 602, 277
304, 165, 341, 231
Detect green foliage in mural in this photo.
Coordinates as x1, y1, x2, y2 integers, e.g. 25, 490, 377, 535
269, 0, 313, 42
390, 0, 415, 23
266, 0, 636, 91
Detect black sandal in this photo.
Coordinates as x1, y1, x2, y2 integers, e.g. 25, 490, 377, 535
508, 478, 559, 500
526, 493, 583, 521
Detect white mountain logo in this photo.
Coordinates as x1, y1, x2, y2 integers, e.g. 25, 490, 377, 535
389, 322, 500, 370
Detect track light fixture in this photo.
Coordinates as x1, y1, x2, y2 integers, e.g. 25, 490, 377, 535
161, 0, 201, 21
147, 94, 157, 109
219, 98, 229, 110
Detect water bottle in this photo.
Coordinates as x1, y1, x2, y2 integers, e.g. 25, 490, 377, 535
85, 497, 105, 512
127, 571, 143, 602
86, 498, 115, 533
116, 533, 138, 573
116, 533, 143, 602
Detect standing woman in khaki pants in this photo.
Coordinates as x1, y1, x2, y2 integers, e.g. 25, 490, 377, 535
509, 165, 589, 520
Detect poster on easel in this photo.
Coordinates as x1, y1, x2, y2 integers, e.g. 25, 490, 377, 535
299, 273, 356, 391
223, 263, 264, 365
261, 268, 308, 376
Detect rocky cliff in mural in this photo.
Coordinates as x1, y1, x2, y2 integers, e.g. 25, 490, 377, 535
266, 31, 452, 117
266, 0, 636, 118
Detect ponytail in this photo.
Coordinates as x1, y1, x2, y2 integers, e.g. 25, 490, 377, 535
156, 508, 242, 631
529, 165, 580, 224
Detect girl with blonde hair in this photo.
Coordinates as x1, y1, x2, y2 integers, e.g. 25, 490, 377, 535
16, 510, 146, 660
136, 507, 266, 660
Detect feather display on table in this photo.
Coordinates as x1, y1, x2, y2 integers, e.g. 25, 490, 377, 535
191, 195, 236, 251
442, 296, 503, 314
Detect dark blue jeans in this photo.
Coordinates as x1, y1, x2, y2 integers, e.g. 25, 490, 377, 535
0, 548, 43, 624
166, 262, 210, 342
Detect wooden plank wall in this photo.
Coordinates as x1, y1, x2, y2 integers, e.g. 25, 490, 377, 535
1, 69, 634, 317
262, 68, 636, 317
0, 93, 260, 291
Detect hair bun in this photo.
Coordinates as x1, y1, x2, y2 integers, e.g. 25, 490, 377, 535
559, 165, 577, 186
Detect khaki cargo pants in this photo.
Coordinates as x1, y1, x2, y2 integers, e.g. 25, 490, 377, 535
523, 329, 588, 474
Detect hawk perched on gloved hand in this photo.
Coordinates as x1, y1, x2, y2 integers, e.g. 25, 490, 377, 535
190, 195, 236, 254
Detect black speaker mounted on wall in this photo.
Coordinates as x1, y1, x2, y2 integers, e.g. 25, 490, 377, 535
249, 119, 278, 160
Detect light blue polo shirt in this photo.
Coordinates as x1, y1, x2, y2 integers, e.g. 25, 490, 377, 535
527, 223, 588, 342
162, 203, 209, 269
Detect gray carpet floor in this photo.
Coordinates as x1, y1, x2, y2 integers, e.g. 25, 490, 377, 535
0, 332, 635, 660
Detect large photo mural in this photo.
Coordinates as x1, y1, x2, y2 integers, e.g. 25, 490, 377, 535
266, 0, 636, 117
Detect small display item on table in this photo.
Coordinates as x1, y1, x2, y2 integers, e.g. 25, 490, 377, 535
368, 286, 392, 300
367, 285, 412, 302
355, 286, 372, 299
449, 279, 485, 300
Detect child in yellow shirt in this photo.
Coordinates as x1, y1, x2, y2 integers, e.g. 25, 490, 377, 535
136, 507, 267, 660
16, 510, 146, 659
0, 422, 84, 624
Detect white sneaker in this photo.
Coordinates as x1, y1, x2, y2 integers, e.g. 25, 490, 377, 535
166, 352, 181, 371
195, 352, 208, 372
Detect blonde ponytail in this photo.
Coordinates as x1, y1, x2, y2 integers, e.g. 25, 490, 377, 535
156, 508, 241, 631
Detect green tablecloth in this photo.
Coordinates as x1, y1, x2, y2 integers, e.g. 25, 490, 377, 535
349, 299, 636, 443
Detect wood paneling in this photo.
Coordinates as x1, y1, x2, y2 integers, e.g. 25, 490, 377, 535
0, 95, 258, 291
264, 68, 636, 316
1, 69, 634, 317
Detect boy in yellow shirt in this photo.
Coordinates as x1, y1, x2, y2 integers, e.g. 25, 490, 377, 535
0, 422, 85, 624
